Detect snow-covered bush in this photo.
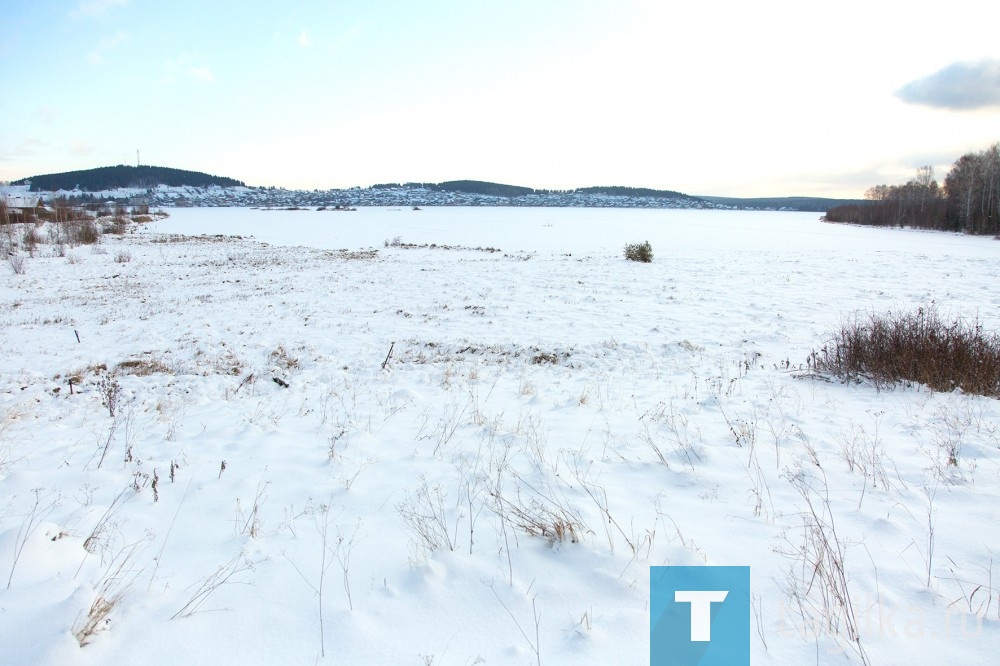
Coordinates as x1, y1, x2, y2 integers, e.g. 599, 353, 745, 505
624, 240, 653, 263
8, 253, 26, 274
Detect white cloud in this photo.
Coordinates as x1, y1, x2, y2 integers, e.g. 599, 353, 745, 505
329, 24, 363, 53
35, 107, 59, 126
298, 31, 311, 48
70, 139, 95, 157
72, 0, 128, 18
896, 60, 1000, 110
86, 30, 130, 66
188, 66, 215, 83
163, 55, 215, 84
17, 138, 48, 156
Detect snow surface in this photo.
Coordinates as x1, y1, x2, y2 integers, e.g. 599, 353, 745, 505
2, 206, 1000, 664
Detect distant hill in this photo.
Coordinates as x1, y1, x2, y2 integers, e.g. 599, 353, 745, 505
368, 180, 538, 198
14, 165, 245, 192
12, 167, 862, 211
366, 181, 702, 201
700, 196, 866, 212
574, 185, 696, 200
437, 180, 537, 198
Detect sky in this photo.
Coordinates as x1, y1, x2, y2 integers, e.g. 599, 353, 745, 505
2, 0, 999, 198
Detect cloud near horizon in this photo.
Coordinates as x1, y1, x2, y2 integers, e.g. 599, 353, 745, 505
70, 139, 95, 157
896, 59, 1000, 110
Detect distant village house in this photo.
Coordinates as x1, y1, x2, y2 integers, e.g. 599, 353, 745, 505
1, 184, 44, 222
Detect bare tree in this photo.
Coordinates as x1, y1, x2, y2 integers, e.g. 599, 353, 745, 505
945, 143, 1000, 235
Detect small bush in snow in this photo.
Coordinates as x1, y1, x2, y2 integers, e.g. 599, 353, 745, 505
114, 250, 132, 264
98, 375, 122, 417
8, 254, 26, 275
72, 220, 101, 245
22, 225, 42, 255
624, 241, 653, 263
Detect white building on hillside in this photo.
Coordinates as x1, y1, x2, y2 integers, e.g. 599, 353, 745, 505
1, 184, 41, 210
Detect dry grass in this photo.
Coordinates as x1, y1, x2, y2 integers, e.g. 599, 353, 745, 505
269, 344, 300, 371
208, 349, 243, 376
337, 249, 379, 261
531, 351, 561, 365
73, 541, 145, 646
491, 489, 582, 545
115, 357, 172, 376
811, 305, 1000, 397
73, 595, 121, 646
514, 509, 579, 544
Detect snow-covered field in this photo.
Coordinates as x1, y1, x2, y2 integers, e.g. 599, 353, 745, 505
2, 206, 1000, 664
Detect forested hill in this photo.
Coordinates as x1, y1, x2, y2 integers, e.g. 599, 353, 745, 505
15, 165, 245, 191
575, 186, 693, 200
368, 180, 541, 198
438, 180, 537, 197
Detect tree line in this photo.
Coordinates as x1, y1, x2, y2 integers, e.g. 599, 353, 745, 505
575, 186, 691, 200
365, 180, 537, 198
824, 143, 1000, 235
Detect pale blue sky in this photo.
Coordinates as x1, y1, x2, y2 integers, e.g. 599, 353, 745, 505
3, 0, 999, 197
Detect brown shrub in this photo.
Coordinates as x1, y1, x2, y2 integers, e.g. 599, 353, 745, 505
811, 305, 1000, 397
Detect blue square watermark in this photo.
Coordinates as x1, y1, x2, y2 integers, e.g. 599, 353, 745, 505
650, 566, 750, 665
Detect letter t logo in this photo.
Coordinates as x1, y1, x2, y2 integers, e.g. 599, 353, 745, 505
674, 590, 729, 641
